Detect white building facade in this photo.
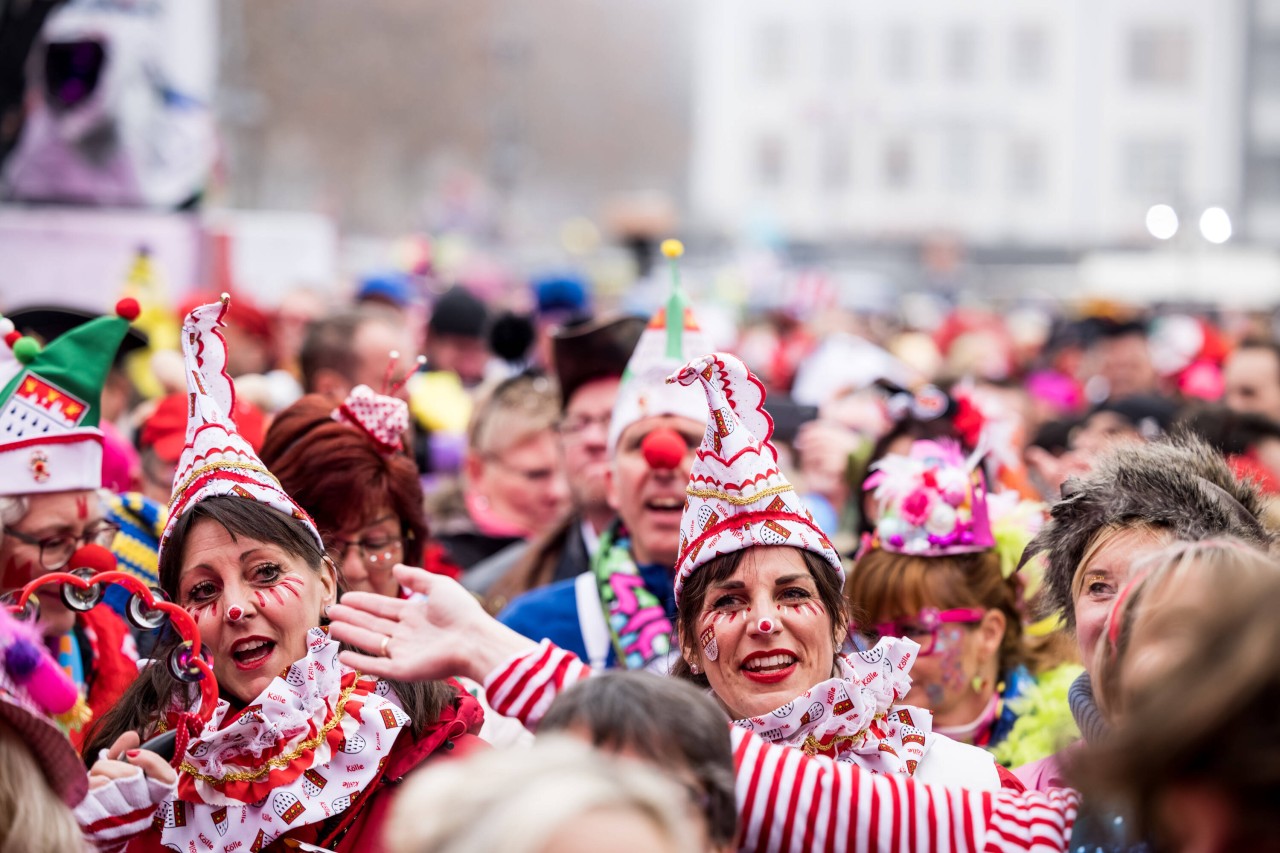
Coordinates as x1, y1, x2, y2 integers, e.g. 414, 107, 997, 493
690, 0, 1247, 248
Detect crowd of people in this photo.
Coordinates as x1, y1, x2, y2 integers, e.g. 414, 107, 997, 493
2, 239, 1280, 852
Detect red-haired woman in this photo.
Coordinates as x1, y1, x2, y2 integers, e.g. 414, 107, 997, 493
260, 386, 457, 598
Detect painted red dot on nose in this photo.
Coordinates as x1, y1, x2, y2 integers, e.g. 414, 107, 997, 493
642, 428, 686, 470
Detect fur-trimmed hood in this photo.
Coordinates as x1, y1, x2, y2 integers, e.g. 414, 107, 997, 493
1022, 435, 1274, 630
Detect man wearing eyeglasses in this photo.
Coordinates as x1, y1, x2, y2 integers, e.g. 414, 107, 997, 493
0, 301, 142, 749
470, 315, 646, 608
495, 293, 712, 673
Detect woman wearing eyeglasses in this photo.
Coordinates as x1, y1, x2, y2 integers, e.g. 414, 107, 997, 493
260, 384, 449, 599
847, 439, 1080, 767
0, 300, 143, 749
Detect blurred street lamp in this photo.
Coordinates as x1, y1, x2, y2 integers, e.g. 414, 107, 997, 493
1145, 204, 1180, 240
1198, 207, 1232, 244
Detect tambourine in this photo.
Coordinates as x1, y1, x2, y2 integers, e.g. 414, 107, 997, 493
2, 543, 217, 754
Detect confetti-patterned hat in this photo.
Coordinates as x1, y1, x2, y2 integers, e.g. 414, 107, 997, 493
670, 353, 842, 603
160, 296, 322, 559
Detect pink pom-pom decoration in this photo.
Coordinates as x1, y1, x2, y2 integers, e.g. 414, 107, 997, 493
22, 654, 79, 715
900, 489, 934, 526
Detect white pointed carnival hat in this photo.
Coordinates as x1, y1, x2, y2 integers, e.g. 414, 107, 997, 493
669, 352, 843, 603
606, 240, 713, 454
160, 296, 322, 558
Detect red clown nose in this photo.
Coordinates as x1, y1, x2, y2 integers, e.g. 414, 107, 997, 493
641, 427, 687, 470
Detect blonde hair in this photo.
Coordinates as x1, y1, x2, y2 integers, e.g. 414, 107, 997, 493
0, 722, 81, 853
384, 736, 700, 853
1091, 538, 1279, 719
0, 495, 30, 551
1074, 542, 1280, 848
467, 374, 561, 458
1069, 523, 1169, 601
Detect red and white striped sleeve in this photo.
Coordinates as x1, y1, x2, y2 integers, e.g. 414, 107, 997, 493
731, 726, 1078, 852
481, 642, 1079, 852
73, 768, 173, 851
483, 640, 591, 730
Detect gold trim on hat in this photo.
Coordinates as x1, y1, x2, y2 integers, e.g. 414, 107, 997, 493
168, 461, 283, 510
684, 482, 794, 506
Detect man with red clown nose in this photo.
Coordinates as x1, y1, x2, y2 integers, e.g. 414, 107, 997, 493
500, 241, 710, 672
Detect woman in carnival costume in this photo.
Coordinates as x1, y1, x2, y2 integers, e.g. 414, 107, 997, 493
848, 439, 1081, 767
0, 302, 142, 750
74, 297, 487, 852
1013, 434, 1273, 791
330, 352, 1080, 852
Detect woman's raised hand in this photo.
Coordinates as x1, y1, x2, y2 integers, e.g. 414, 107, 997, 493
328, 564, 536, 684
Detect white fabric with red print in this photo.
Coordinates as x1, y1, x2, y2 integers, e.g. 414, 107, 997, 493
731, 636, 933, 777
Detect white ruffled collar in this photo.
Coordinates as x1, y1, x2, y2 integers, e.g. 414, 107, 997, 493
731, 637, 934, 776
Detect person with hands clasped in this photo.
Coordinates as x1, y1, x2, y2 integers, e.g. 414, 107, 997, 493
329, 353, 1080, 853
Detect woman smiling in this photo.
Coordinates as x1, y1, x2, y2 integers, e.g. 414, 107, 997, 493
330, 354, 1079, 851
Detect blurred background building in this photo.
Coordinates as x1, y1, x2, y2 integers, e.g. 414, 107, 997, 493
691, 0, 1244, 249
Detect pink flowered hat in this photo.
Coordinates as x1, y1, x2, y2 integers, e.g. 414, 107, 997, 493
160, 296, 323, 559
863, 439, 994, 556
669, 353, 842, 603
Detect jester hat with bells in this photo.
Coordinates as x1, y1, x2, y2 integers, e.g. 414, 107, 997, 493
669, 353, 843, 604
160, 296, 323, 561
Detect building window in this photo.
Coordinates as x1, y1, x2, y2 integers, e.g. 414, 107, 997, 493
821, 132, 852, 190
946, 26, 979, 82
1124, 138, 1185, 196
825, 21, 854, 81
1009, 138, 1044, 196
944, 128, 977, 193
1011, 25, 1048, 82
1255, 37, 1280, 94
1128, 27, 1191, 87
756, 135, 785, 188
755, 22, 790, 83
1252, 153, 1280, 200
883, 138, 913, 189
884, 25, 916, 82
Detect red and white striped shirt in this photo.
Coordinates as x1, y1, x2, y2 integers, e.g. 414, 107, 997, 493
485, 640, 1078, 853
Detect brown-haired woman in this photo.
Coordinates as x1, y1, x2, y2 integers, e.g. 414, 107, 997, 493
75, 299, 484, 853
848, 440, 1079, 767
260, 387, 444, 598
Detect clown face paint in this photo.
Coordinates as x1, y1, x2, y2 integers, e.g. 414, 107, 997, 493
700, 625, 719, 661
0, 489, 104, 638
693, 546, 840, 720
902, 623, 973, 719
177, 519, 336, 704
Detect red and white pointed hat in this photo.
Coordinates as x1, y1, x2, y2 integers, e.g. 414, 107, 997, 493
160, 296, 322, 558
668, 353, 842, 603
